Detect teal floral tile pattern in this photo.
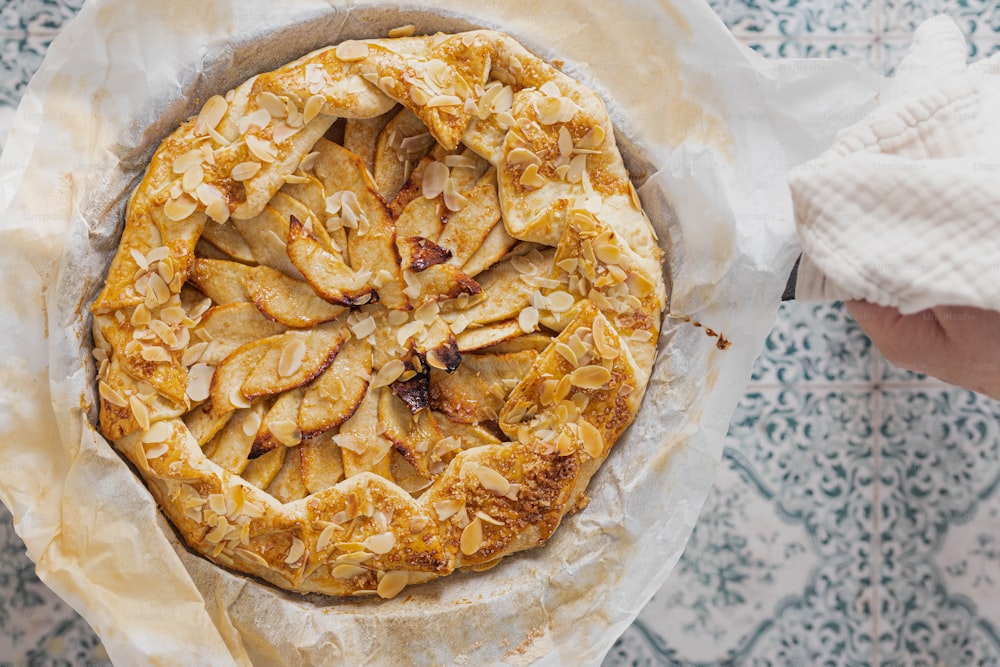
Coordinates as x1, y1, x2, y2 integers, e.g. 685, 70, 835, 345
4, 1, 1000, 666
710, 0, 878, 37
881, 0, 1000, 37
750, 302, 873, 385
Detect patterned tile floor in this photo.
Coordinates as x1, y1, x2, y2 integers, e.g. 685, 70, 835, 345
2, 1, 1000, 666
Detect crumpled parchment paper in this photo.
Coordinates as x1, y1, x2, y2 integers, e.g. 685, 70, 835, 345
0, 0, 880, 664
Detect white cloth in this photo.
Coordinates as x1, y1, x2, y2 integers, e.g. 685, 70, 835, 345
791, 16, 1000, 314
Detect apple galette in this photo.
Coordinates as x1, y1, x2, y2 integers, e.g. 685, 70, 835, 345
90, 28, 666, 598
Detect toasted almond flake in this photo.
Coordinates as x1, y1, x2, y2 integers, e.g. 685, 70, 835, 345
578, 124, 606, 150
579, 420, 604, 458
546, 290, 576, 313
256, 91, 287, 119
130, 304, 151, 327
145, 442, 170, 459
333, 563, 369, 579
414, 301, 439, 325
396, 320, 425, 347
333, 433, 368, 455
335, 40, 370, 62
425, 349, 449, 370
164, 194, 198, 221
386, 310, 409, 327
245, 135, 277, 163
443, 178, 469, 212
334, 550, 374, 567
195, 95, 228, 134
141, 420, 173, 444
540, 81, 562, 97
208, 493, 228, 516
421, 161, 449, 199
205, 517, 230, 543
284, 536, 306, 565
506, 147, 541, 167
433, 498, 463, 521
409, 515, 429, 533
460, 517, 483, 555
175, 150, 205, 176
300, 94, 324, 125
269, 419, 301, 447
230, 386, 251, 409
206, 198, 231, 223
554, 342, 579, 367
231, 161, 261, 181
631, 329, 654, 342
388, 23, 416, 37
534, 96, 564, 125
272, 121, 299, 143
242, 410, 262, 437
519, 163, 545, 189
129, 394, 150, 430
371, 359, 406, 389
627, 180, 642, 210
474, 465, 511, 495
235, 548, 269, 567
566, 154, 587, 183
569, 365, 612, 389
350, 315, 376, 339
476, 511, 504, 527
316, 523, 338, 552
492, 86, 514, 114
444, 154, 477, 169
409, 84, 431, 106
299, 151, 320, 172
140, 345, 172, 363
377, 571, 409, 599
278, 338, 307, 378
238, 108, 271, 136
426, 94, 463, 108
592, 316, 619, 360
365, 532, 396, 555
186, 363, 214, 402
595, 243, 621, 265
517, 306, 539, 334
556, 127, 574, 158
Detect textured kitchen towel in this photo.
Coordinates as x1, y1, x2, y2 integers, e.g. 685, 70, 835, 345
791, 15, 1000, 314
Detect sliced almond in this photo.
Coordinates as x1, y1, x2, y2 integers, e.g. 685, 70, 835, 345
460, 517, 483, 556
195, 95, 228, 134
284, 536, 306, 565
231, 161, 262, 181
579, 420, 604, 458
278, 339, 308, 378
421, 161, 449, 200
245, 135, 278, 163
186, 363, 214, 402
332, 563, 369, 579
569, 365, 611, 389
364, 532, 396, 555
164, 194, 198, 221
473, 465, 511, 496
377, 571, 409, 599
335, 41, 370, 62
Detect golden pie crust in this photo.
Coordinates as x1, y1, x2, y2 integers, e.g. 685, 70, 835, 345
90, 29, 666, 598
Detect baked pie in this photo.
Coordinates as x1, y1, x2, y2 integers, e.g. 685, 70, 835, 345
90, 28, 666, 598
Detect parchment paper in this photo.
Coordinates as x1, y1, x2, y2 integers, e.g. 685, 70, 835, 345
0, 0, 881, 664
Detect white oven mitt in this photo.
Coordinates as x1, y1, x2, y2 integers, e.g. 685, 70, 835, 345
790, 15, 1000, 314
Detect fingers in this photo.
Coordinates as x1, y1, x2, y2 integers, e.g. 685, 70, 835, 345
844, 300, 944, 371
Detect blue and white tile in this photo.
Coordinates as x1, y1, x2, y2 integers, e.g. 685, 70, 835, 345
751, 302, 874, 385
603, 386, 877, 665
743, 39, 880, 70
882, 0, 1000, 38
876, 388, 1000, 665
709, 0, 878, 38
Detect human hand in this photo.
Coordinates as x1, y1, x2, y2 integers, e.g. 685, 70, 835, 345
845, 301, 1000, 400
